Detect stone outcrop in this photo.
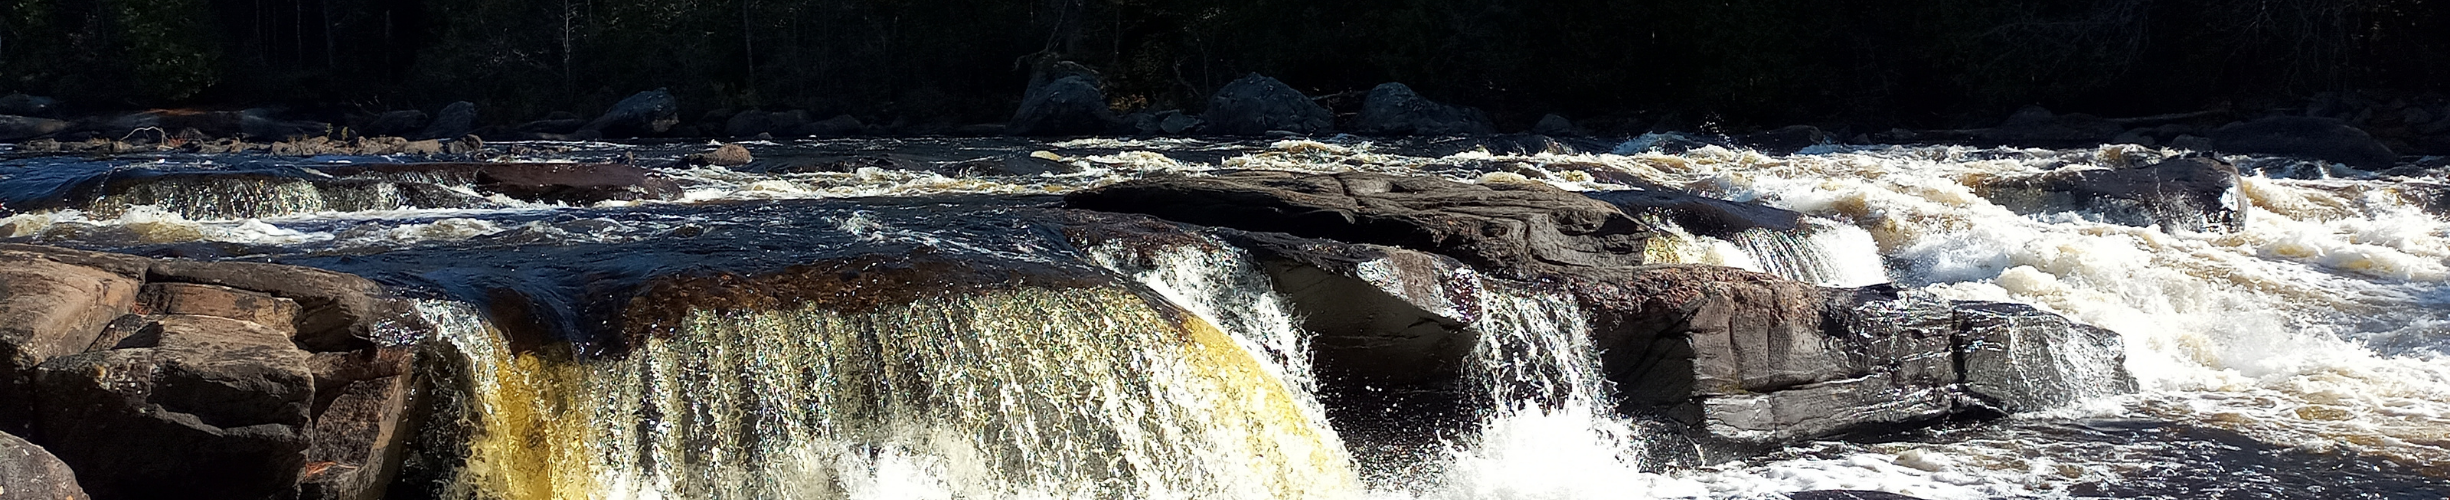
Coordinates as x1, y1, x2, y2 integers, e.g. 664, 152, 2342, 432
417, 102, 478, 140
1199, 73, 1334, 136
0, 431, 87, 500
2208, 116, 2399, 169
1352, 82, 1494, 136
1009, 75, 1124, 136
1066, 171, 1653, 278
0, 244, 426, 500
1984, 156, 2244, 232
584, 89, 681, 138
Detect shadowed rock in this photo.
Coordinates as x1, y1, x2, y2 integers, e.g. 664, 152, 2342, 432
1353, 82, 1494, 136
1200, 74, 1334, 136
1009, 75, 1124, 136
584, 89, 681, 138
2209, 116, 2398, 168
0, 430, 88, 500
1985, 156, 2244, 232
417, 102, 478, 140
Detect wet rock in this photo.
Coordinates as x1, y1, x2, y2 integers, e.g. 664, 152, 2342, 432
0, 93, 60, 117
1066, 170, 1653, 278
1953, 301, 2136, 412
2209, 116, 2399, 168
1158, 110, 1201, 135
1978, 106, 2124, 147
1571, 266, 2134, 446
1200, 73, 1334, 136
147, 259, 415, 352
1229, 233, 1480, 387
0, 431, 88, 500
357, 111, 429, 138
417, 102, 478, 140
1986, 157, 2244, 232
320, 162, 682, 206
691, 143, 755, 166
1583, 189, 1804, 237
1532, 113, 1586, 137
1353, 82, 1494, 136
725, 109, 809, 138
1009, 75, 1124, 136
35, 314, 315, 500
0, 114, 72, 141
0, 250, 141, 434
584, 89, 681, 138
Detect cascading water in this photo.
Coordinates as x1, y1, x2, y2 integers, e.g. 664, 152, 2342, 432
419, 284, 1358, 499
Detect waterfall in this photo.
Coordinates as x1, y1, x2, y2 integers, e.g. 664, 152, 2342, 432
419, 283, 1360, 500
1645, 217, 1890, 288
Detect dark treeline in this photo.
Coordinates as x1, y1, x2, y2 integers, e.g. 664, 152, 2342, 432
3, 0, 2445, 130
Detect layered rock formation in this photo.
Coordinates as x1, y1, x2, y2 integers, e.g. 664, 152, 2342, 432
0, 244, 426, 500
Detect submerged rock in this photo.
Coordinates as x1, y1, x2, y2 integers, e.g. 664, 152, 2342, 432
1200, 73, 1334, 136
2209, 116, 2399, 168
1066, 170, 1653, 278
1352, 82, 1494, 136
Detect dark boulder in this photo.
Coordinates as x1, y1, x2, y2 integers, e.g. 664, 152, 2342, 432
1953, 301, 2136, 412
1532, 114, 1586, 137
1009, 75, 1124, 136
1984, 157, 2244, 232
0, 115, 72, 141
0, 430, 88, 500
1066, 171, 1653, 278
1200, 73, 1333, 136
803, 114, 864, 137
356, 111, 429, 138
0, 93, 60, 117
584, 89, 681, 138
1978, 106, 2123, 147
515, 118, 588, 135
1353, 82, 1494, 136
1739, 125, 1833, 153
2209, 116, 2399, 169
417, 102, 478, 140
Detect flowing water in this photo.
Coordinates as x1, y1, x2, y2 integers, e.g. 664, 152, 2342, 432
3, 136, 2446, 499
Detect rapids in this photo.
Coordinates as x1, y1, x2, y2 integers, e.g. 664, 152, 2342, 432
3, 136, 2445, 499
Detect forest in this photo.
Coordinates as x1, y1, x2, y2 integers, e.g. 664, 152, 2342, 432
3, 0, 2445, 130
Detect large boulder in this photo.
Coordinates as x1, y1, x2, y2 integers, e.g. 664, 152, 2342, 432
584, 89, 681, 138
0, 249, 141, 434
36, 314, 315, 500
0, 245, 427, 500
1570, 266, 2133, 446
0, 115, 72, 141
1009, 75, 1124, 136
417, 101, 478, 140
1984, 156, 2244, 232
1199, 73, 1334, 136
1066, 171, 1653, 278
2208, 116, 2399, 169
0, 431, 87, 500
1352, 82, 1494, 136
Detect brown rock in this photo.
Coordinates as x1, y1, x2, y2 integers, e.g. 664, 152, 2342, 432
693, 143, 755, 166
34, 314, 315, 500
147, 260, 408, 352
141, 283, 302, 330
0, 251, 141, 434
0, 430, 88, 500
1066, 171, 1653, 278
